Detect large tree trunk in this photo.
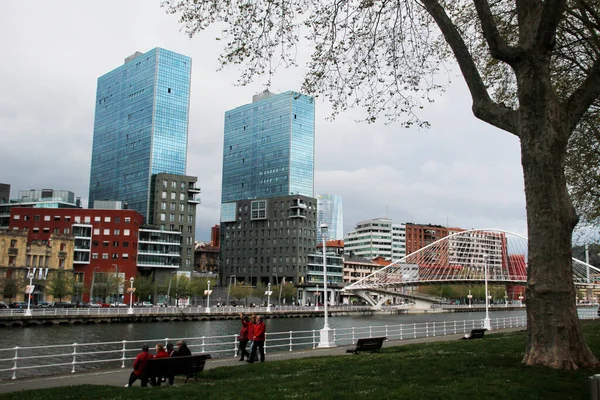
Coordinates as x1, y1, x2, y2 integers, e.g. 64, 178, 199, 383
517, 59, 599, 369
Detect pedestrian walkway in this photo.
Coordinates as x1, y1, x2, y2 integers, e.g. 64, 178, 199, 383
0, 327, 523, 394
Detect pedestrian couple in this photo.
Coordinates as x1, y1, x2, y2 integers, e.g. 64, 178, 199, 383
125, 340, 192, 387
238, 313, 266, 363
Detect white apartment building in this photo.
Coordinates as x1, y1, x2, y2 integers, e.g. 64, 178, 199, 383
344, 218, 406, 261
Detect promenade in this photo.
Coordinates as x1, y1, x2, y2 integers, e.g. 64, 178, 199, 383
0, 326, 524, 394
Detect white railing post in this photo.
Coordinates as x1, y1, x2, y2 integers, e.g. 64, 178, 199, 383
352, 327, 355, 344
426, 322, 429, 337
385, 325, 388, 338
369, 326, 372, 338
71, 343, 77, 373
202, 336, 206, 353
312, 330, 316, 349
12, 346, 18, 380
443, 321, 446, 336
454, 321, 456, 334
121, 340, 127, 368
165, 338, 170, 346
413, 323, 417, 339
234, 334, 238, 357
400, 324, 403, 340
289, 331, 293, 352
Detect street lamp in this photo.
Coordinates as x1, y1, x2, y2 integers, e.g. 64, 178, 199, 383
205, 280, 212, 313
504, 290, 508, 307
89, 266, 100, 303
265, 282, 272, 312
226, 275, 236, 307
467, 289, 473, 308
24, 268, 34, 317
127, 277, 135, 315
318, 223, 335, 348
483, 254, 491, 330
279, 277, 285, 306
518, 292, 524, 307
166, 270, 177, 307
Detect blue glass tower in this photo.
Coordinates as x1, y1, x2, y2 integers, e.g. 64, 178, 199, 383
317, 194, 344, 240
221, 91, 315, 203
89, 48, 191, 219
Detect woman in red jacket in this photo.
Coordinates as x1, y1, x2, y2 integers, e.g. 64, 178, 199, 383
238, 313, 251, 361
247, 315, 266, 363
150, 343, 170, 386
125, 344, 152, 387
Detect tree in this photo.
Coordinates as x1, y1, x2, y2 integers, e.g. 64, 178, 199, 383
133, 275, 156, 303
46, 271, 73, 303
93, 273, 120, 304
229, 284, 253, 304
0, 277, 22, 302
163, 0, 600, 369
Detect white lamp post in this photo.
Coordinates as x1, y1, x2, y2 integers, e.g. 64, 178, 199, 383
205, 280, 212, 313
265, 282, 272, 312
318, 223, 335, 348
483, 254, 491, 330
127, 277, 135, 315
518, 292, 524, 307
25, 269, 34, 317
467, 290, 473, 308
226, 275, 236, 307
504, 290, 508, 307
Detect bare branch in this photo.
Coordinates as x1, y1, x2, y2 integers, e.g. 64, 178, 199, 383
472, 0, 521, 63
536, 0, 568, 49
565, 57, 600, 131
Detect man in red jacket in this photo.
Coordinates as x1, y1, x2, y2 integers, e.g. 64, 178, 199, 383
247, 315, 266, 363
125, 344, 152, 387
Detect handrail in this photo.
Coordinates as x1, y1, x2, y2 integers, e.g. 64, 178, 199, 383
0, 312, 596, 380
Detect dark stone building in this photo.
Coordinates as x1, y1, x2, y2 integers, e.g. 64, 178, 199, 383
220, 194, 317, 287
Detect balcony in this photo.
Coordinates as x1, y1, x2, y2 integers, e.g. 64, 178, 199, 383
8, 248, 18, 256
187, 197, 201, 204
187, 184, 201, 194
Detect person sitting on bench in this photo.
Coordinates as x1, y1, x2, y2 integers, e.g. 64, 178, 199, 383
167, 340, 192, 385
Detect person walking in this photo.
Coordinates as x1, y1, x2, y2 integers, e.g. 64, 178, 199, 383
125, 344, 152, 387
238, 313, 251, 361
247, 315, 266, 363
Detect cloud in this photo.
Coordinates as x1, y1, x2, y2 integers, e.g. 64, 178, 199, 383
0, 0, 527, 242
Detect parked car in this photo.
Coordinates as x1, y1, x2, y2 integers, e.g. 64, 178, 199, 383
89, 302, 102, 308
135, 301, 153, 307
53, 302, 74, 308
0, 302, 8, 309
9, 302, 28, 309
36, 301, 50, 308
75, 302, 90, 308
110, 302, 127, 308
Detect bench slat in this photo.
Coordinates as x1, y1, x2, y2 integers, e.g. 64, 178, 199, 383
346, 337, 386, 354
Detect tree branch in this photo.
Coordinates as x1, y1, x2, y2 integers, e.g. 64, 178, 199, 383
565, 57, 600, 132
472, 0, 521, 64
420, 0, 518, 135
536, 0, 568, 50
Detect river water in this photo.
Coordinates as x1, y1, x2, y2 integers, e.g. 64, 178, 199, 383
0, 308, 535, 349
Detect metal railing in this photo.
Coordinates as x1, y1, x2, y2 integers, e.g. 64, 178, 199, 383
0, 314, 544, 380
0, 311, 596, 380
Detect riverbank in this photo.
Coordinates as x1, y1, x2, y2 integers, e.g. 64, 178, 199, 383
0, 323, 598, 399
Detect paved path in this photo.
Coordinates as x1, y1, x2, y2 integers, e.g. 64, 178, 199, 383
0, 327, 524, 394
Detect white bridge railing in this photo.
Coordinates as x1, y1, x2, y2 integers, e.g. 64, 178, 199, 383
0, 314, 547, 381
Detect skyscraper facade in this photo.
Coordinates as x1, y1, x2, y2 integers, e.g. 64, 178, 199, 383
316, 194, 343, 240
89, 48, 192, 220
221, 90, 315, 203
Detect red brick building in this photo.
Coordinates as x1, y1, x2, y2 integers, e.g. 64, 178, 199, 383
9, 208, 143, 303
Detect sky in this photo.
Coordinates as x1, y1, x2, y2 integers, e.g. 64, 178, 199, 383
0, 0, 527, 242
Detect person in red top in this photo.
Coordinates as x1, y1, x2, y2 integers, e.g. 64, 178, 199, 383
238, 313, 251, 361
150, 343, 170, 386
125, 344, 152, 387
247, 315, 266, 363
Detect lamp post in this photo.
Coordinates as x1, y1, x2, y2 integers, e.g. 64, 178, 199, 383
518, 292, 524, 307
265, 282, 272, 312
127, 277, 135, 315
226, 275, 236, 307
467, 289, 473, 308
279, 277, 285, 305
89, 266, 100, 303
318, 223, 335, 348
25, 269, 34, 317
483, 254, 491, 330
315, 284, 319, 311
205, 280, 212, 313
272, 273, 279, 304
504, 290, 508, 307
166, 271, 177, 307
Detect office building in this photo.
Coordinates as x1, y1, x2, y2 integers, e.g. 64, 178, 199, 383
89, 48, 192, 220
148, 173, 200, 273
344, 218, 407, 261
220, 195, 317, 286
220, 90, 317, 289
0, 189, 81, 230
221, 90, 315, 203
316, 194, 343, 241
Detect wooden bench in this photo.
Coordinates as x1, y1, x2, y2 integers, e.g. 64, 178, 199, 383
145, 354, 212, 383
346, 337, 387, 354
461, 328, 486, 340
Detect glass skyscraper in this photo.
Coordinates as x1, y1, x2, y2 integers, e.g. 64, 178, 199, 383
317, 194, 344, 240
221, 90, 315, 203
89, 48, 191, 219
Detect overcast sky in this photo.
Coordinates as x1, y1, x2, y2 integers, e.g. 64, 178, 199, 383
0, 0, 526, 241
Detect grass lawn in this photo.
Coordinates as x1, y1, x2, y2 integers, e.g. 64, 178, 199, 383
4, 323, 600, 400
